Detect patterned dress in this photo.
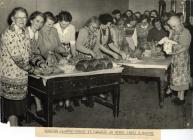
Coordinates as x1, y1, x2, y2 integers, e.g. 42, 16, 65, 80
170, 27, 191, 91
0, 25, 34, 121
76, 26, 99, 60
136, 23, 152, 50
115, 25, 137, 54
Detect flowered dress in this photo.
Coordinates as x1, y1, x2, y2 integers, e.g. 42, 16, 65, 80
0, 26, 35, 122
136, 23, 152, 50
115, 25, 138, 54
170, 28, 191, 91
76, 26, 101, 60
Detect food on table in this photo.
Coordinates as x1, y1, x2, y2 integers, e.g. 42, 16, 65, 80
75, 58, 113, 72
75, 60, 89, 72
100, 58, 113, 69
158, 37, 177, 54
35, 66, 54, 75
46, 54, 58, 67
53, 66, 64, 74
142, 50, 152, 58
57, 62, 75, 73
132, 48, 142, 59
58, 58, 68, 65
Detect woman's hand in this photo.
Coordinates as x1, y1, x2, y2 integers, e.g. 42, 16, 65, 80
46, 54, 58, 67
33, 68, 42, 75
90, 51, 96, 58
40, 63, 49, 69
56, 47, 67, 54
119, 51, 127, 60
112, 53, 120, 60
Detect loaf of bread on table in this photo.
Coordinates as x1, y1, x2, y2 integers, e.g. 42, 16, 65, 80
100, 58, 113, 69
75, 60, 89, 72
75, 58, 113, 72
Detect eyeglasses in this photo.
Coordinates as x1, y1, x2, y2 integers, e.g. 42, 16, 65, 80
14, 16, 27, 20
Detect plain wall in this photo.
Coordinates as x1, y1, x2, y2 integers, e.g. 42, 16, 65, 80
0, 0, 129, 33
128, 0, 185, 14
0, 0, 37, 33
0, 0, 184, 33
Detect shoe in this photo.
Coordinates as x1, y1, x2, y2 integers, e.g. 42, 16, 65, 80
36, 110, 44, 118
73, 99, 80, 107
172, 98, 185, 105
52, 111, 56, 115
55, 103, 64, 111
81, 100, 94, 108
65, 105, 74, 112
99, 94, 108, 100
18, 122, 23, 126
164, 93, 172, 98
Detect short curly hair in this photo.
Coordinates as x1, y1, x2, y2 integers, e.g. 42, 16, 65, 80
7, 7, 28, 25
27, 11, 45, 26
57, 11, 72, 22
112, 9, 121, 15
99, 13, 113, 25
44, 11, 56, 23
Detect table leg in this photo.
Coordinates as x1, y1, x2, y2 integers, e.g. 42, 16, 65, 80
116, 86, 120, 117
192, 90, 193, 118
111, 88, 116, 118
45, 95, 53, 127
26, 90, 32, 123
112, 85, 120, 118
159, 78, 166, 108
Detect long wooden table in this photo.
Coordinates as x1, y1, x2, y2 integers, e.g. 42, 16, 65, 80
27, 67, 123, 127
117, 57, 172, 108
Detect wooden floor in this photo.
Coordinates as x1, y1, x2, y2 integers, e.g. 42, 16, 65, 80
24, 80, 193, 128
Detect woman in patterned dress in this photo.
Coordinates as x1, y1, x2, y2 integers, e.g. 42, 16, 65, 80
98, 13, 126, 60
76, 16, 103, 107
0, 7, 40, 126
76, 16, 102, 59
136, 15, 152, 51
167, 16, 191, 105
114, 17, 138, 55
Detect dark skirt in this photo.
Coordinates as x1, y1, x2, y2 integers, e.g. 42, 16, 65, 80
1, 97, 27, 123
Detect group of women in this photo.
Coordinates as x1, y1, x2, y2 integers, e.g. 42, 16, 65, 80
0, 7, 127, 126
0, 7, 192, 126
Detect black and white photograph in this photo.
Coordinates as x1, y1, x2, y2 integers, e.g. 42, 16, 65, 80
0, 0, 193, 138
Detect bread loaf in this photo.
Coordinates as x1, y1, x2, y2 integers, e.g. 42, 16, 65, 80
75, 60, 89, 72
75, 58, 113, 72
100, 58, 113, 69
